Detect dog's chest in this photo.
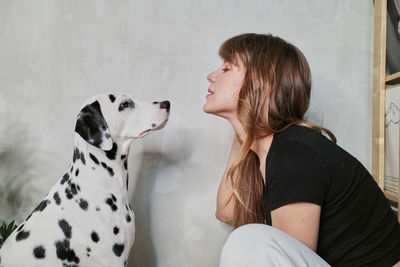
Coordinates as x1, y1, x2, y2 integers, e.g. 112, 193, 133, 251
48, 169, 135, 266
50, 168, 136, 238
0, 165, 135, 267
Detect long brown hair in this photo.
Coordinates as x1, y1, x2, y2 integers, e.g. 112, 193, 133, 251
219, 33, 336, 228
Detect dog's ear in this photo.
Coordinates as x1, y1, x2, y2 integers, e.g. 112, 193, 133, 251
75, 101, 113, 151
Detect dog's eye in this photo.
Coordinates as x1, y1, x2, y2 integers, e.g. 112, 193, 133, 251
118, 100, 135, 111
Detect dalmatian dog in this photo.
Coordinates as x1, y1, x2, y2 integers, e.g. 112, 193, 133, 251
0, 93, 170, 267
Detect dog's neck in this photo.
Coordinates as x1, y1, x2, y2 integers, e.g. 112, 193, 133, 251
72, 134, 132, 192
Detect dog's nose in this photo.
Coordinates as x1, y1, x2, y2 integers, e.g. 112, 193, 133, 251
160, 101, 170, 112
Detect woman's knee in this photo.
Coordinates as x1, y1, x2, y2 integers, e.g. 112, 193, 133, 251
220, 224, 330, 267
220, 224, 275, 266
223, 223, 277, 248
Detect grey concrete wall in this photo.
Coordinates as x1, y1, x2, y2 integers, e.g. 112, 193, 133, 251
0, 1, 373, 266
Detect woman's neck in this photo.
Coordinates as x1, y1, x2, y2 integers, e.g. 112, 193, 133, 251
252, 135, 274, 180
229, 117, 274, 179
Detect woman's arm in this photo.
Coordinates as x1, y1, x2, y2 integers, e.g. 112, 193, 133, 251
271, 202, 321, 251
216, 136, 241, 224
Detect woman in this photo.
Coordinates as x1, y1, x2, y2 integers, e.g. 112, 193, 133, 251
203, 33, 400, 267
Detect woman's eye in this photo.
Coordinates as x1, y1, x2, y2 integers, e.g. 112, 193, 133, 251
222, 68, 229, 73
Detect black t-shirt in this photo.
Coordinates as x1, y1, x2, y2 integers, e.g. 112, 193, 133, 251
263, 125, 400, 266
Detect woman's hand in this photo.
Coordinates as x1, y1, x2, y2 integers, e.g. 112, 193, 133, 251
271, 202, 321, 251
216, 136, 241, 224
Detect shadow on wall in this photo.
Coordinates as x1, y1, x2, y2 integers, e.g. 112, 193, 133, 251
0, 120, 40, 223
128, 146, 190, 267
129, 151, 164, 267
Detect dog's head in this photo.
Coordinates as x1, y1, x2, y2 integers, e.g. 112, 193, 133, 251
75, 93, 170, 150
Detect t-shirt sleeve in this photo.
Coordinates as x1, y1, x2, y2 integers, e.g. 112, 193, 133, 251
266, 140, 328, 211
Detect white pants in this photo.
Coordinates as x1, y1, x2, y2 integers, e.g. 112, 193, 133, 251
220, 224, 331, 267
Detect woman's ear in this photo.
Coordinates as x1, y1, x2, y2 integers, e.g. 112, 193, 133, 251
75, 101, 113, 151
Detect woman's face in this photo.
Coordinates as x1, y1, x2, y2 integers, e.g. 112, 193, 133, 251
203, 59, 245, 119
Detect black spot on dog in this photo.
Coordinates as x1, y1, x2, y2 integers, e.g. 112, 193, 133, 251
89, 153, 99, 165
151, 123, 156, 128
73, 147, 81, 163
65, 188, 73, 199
105, 143, 118, 160
87, 247, 91, 252
65, 180, 78, 199
80, 152, 86, 165
59, 219, 72, 239
128, 203, 132, 211
125, 204, 129, 211
113, 226, 119, 235
112, 243, 124, 257
70, 183, 78, 195
55, 239, 80, 264
33, 245, 46, 259
61, 173, 70, 185
91, 231, 99, 243
33, 199, 51, 213
16, 230, 30, 241
77, 184, 81, 191
101, 162, 107, 168
75, 169, 79, 177
54, 192, 61, 205
107, 167, 114, 177
65, 182, 79, 200
96, 207, 100, 211
75, 100, 108, 149
126, 214, 131, 223
126, 174, 129, 190
72, 147, 83, 163
105, 197, 118, 212
79, 198, 88, 210
106, 202, 118, 211
121, 154, 126, 160
109, 94, 116, 103
111, 194, 117, 202
124, 160, 127, 170
124, 260, 127, 266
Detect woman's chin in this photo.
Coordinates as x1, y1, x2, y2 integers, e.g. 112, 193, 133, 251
203, 103, 217, 115
203, 103, 212, 114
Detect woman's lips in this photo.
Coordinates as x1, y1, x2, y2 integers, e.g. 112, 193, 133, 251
206, 88, 214, 98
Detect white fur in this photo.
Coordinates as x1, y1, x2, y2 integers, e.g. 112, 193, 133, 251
0, 93, 169, 267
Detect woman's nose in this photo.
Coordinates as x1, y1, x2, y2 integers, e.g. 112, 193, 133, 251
207, 71, 216, 83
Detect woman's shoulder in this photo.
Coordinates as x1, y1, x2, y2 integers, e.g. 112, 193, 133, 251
271, 125, 322, 153
272, 125, 336, 156
275, 124, 325, 142
268, 124, 362, 178
267, 124, 338, 172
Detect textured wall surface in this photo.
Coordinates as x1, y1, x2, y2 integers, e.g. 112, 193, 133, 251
0, 1, 373, 266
